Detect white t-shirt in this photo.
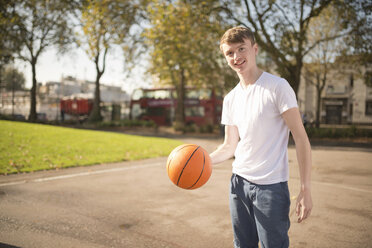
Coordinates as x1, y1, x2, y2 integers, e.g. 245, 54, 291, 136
221, 72, 298, 185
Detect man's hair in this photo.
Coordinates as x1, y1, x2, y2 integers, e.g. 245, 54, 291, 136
220, 26, 256, 51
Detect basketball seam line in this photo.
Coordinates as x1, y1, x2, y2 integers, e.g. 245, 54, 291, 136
167, 145, 194, 175
187, 150, 205, 189
176, 146, 200, 186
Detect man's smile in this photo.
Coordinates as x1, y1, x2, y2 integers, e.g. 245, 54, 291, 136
234, 60, 246, 66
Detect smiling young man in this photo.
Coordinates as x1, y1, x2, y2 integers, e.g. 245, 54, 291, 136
210, 27, 313, 248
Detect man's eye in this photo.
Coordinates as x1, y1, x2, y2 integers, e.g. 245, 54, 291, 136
239, 47, 245, 52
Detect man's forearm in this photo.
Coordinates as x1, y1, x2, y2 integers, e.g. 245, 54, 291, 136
294, 135, 312, 190
210, 125, 239, 165
210, 142, 236, 165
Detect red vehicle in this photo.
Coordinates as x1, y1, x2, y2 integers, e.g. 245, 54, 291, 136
60, 94, 93, 120
130, 87, 222, 126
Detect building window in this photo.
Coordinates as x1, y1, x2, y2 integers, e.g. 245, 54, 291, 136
350, 74, 354, 88
365, 71, 372, 87
185, 106, 205, 117
366, 101, 372, 116
326, 85, 334, 94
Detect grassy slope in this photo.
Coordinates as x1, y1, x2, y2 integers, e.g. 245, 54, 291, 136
0, 120, 182, 174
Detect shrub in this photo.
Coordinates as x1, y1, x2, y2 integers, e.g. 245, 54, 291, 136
305, 126, 372, 139
199, 124, 214, 133
94, 119, 157, 129
173, 121, 185, 133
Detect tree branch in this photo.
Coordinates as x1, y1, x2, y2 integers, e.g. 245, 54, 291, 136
101, 46, 108, 75
250, 0, 290, 69
302, 0, 332, 32
303, 32, 348, 56
272, 2, 296, 32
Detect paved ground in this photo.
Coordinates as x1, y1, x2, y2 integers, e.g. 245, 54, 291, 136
0, 137, 371, 248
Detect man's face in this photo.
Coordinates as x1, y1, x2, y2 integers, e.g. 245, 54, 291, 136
221, 39, 258, 74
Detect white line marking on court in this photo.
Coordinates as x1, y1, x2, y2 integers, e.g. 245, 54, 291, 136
0, 180, 27, 187
313, 181, 372, 193
214, 170, 372, 193
2, 165, 371, 193
0, 162, 162, 187
290, 177, 372, 193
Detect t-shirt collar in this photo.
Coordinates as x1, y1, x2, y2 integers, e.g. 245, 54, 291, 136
238, 71, 265, 91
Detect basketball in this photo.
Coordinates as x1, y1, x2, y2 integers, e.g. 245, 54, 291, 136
166, 144, 212, 190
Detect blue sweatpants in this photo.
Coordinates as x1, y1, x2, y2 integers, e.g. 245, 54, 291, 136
230, 174, 291, 248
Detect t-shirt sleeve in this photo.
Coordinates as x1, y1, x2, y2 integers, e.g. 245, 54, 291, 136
221, 94, 234, 125
275, 79, 298, 114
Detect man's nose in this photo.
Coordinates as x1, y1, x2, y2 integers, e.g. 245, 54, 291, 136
234, 53, 240, 61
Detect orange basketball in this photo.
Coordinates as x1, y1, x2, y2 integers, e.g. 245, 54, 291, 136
166, 144, 212, 190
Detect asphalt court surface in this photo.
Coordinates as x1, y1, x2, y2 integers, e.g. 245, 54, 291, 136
0, 137, 371, 248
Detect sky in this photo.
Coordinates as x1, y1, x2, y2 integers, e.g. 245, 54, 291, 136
16, 46, 150, 95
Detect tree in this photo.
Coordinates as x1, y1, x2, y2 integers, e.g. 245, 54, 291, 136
143, 0, 229, 128
0, 1, 23, 93
343, 0, 372, 64
77, 0, 138, 122
303, 5, 346, 128
6, 0, 76, 122
336, 0, 372, 85
3, 67, 26, 91
219, 0, 347, 94
2, 66, 26, 116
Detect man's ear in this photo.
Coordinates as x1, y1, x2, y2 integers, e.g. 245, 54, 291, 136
253, 43, 259, 55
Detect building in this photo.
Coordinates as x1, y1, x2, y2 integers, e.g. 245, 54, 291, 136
0, 90, 30, 118
298, 68, 372, 126
0, 76, 131, 121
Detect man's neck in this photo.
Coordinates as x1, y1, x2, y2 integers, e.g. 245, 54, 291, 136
238, 68, 263, 89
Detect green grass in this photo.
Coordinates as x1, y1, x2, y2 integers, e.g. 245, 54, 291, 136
0, 120, 183, 175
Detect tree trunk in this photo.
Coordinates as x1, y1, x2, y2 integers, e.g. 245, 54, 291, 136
175, 68, 186, 129
88, 71, 103, 122
294, 60, 303, 95
284, 64, 301, 96
29, 59, 37, 122
12, 69, 15, 117
0, 65, 3, 114
316, 87, 322, 128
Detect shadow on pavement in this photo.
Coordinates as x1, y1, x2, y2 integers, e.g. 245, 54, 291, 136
0, 243, 22, 248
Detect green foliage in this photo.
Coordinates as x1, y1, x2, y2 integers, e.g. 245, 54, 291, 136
172, 121, 186, 133
198, 124, 214, 134
0, 114, 26, 121
2, 66, 26, 91
0, 120, 182, 174
78, 0, 139, 122
11, 0, 76, 62
305, 126, 372, 139
79, 0, 137, 61
95, 119, 157, 128
172, 122, 216, 134
0, 1, 22, 68
143, 0, 231, 125
219, 0, 341, 94
341, 0, 372, 63
144, 0, 228, 88
334, 0, 372, 85
1, 0, 77, 121
303, 4, 348, 127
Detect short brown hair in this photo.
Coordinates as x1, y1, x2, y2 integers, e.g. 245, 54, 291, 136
220, 26, 256, 51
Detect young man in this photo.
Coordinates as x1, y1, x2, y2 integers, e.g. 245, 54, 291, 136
210, 26, 312, 248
